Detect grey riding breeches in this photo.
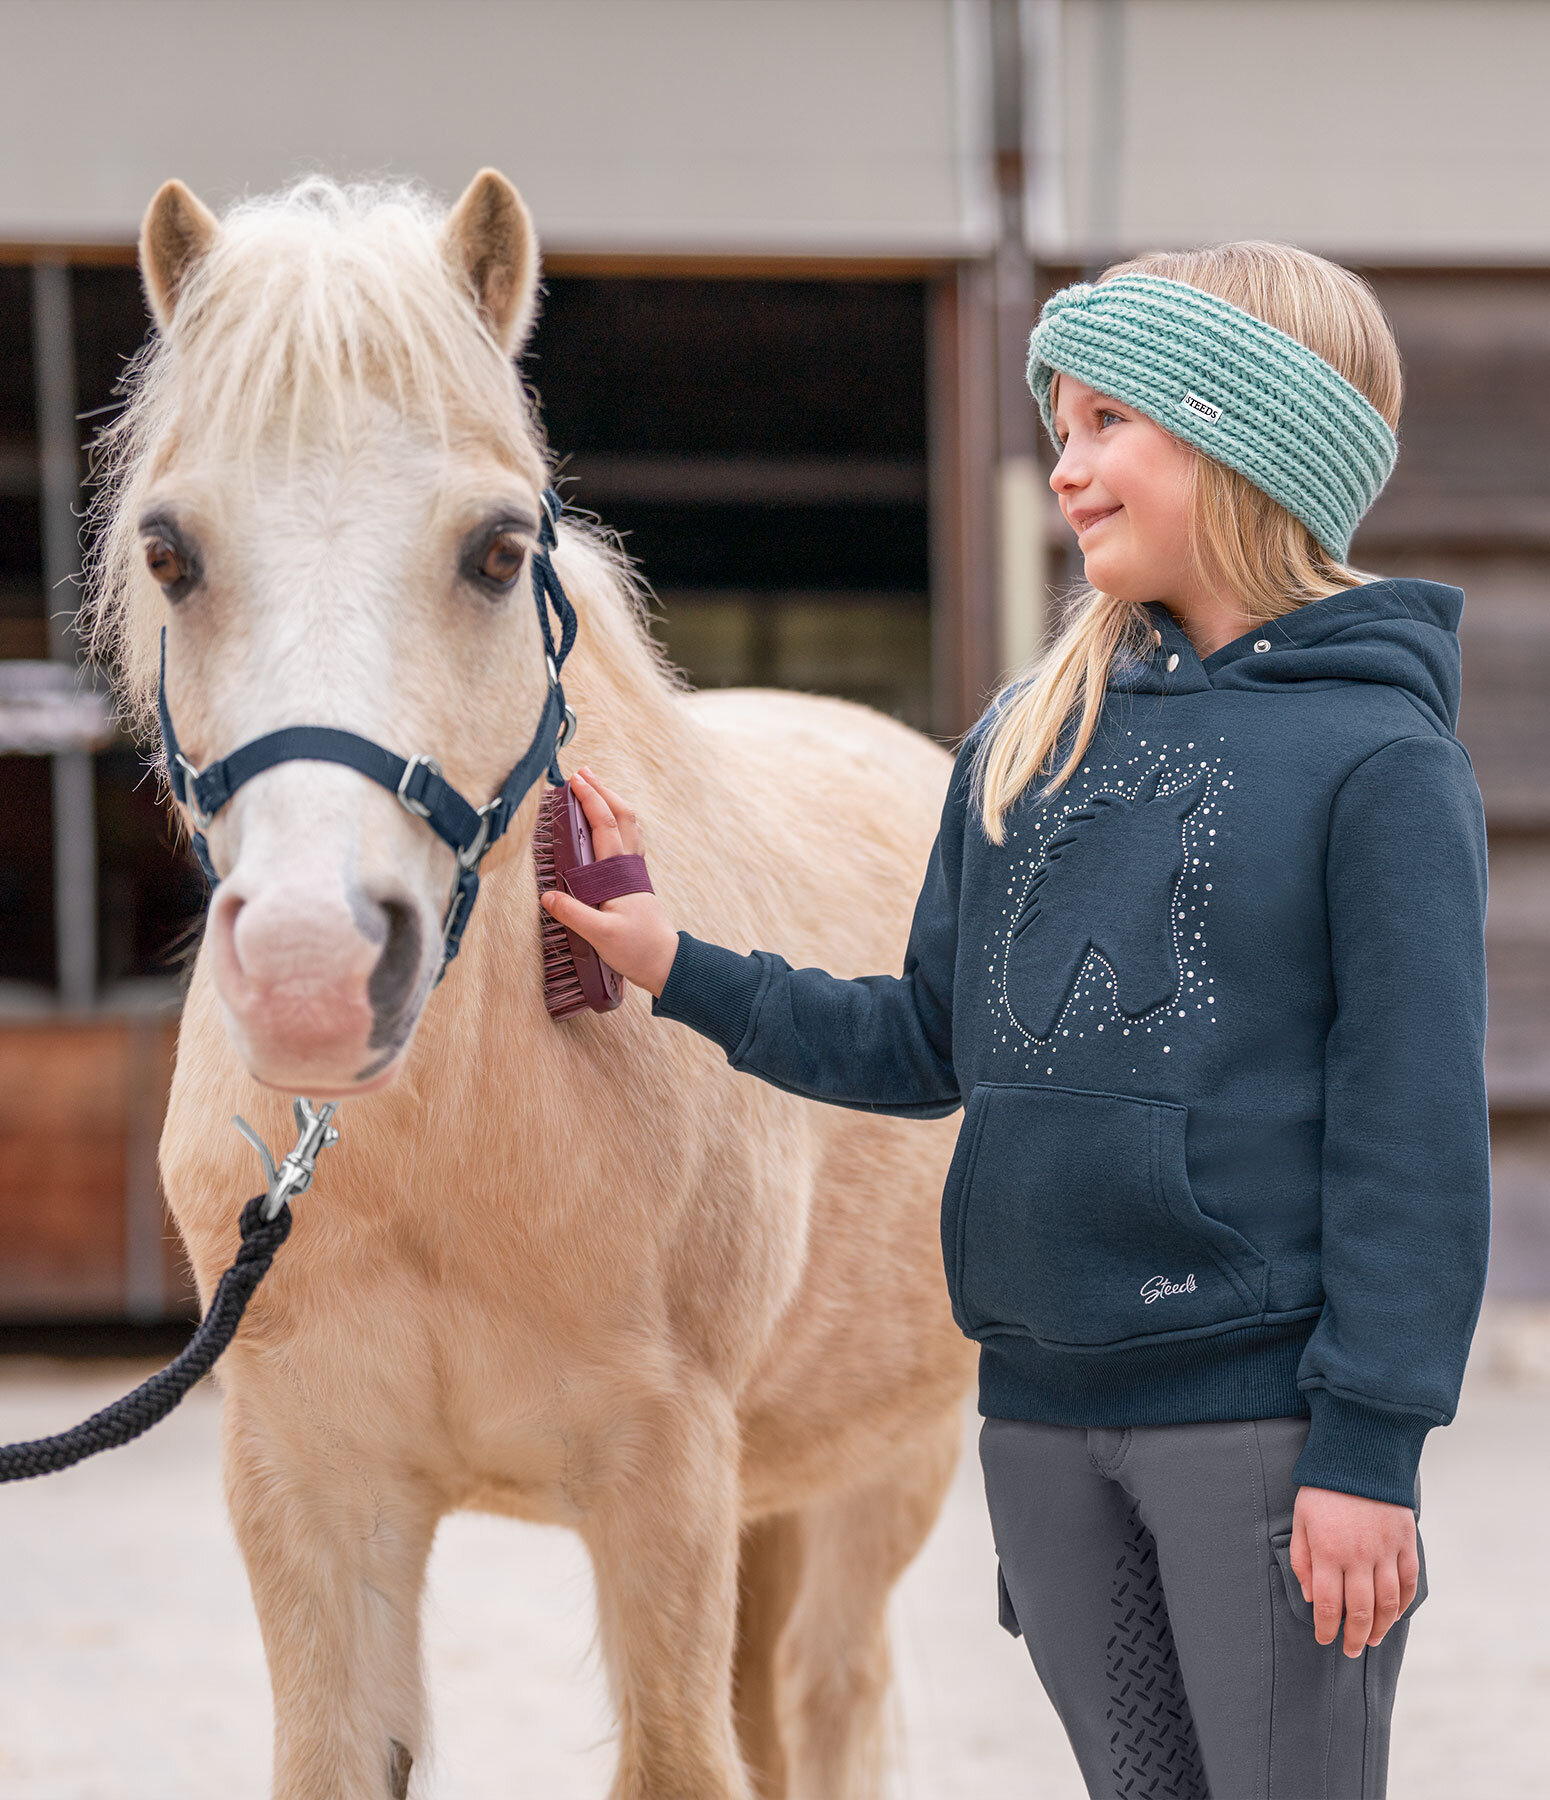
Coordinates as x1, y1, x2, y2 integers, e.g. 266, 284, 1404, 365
978, 1414, 1426, 1800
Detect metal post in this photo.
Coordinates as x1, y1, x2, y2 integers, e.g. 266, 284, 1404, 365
31, 260, 97, 1010
990, 0, 1047, 684
123, 1015, 168, 1321
928, 264, 999, 739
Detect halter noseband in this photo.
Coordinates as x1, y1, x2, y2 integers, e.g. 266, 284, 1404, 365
157, 487, 578, 981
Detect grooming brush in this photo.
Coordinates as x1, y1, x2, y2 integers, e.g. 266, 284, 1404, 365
534, 777, 657, 1019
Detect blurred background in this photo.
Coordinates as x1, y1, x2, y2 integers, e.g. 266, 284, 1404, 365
0, 2, 1547, 1794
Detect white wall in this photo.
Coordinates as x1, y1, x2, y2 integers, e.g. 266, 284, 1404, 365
7, 0, 1550, 262
1051, 0, 1550, 263
0, 0, 994, 252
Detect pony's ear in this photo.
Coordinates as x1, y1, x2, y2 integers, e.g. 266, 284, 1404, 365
1165, 768, 1211, 816
1133, 763, 1164, 805
140, 179, 220, 331
442, 168, 540, 356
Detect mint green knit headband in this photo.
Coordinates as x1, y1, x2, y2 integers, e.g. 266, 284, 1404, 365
1025, 272, 1397, 560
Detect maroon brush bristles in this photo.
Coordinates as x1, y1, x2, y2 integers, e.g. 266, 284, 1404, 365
532, 778, 629, 1019
534, 785, 588, 1018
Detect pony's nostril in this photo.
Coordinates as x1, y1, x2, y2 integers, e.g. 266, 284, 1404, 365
367, 900, 423, 1049
209, 885, 247, 972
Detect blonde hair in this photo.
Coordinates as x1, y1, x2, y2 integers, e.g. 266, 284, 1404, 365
968, 241, 1403, 845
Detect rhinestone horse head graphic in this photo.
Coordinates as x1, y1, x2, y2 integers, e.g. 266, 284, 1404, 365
1006, 763, 1210, 1040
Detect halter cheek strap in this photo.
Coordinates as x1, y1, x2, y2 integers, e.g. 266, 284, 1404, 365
157, 488, 579, 979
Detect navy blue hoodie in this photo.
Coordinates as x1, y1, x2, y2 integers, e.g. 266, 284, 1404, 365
651, 578, 1490, 1508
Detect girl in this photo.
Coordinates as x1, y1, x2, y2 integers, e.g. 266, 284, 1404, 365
540, 242, 1490, 1800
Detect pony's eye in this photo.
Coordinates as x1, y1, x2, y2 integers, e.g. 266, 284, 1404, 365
137, 513, 201, 601
144, 536, 188, 590
476, 529, 528, 589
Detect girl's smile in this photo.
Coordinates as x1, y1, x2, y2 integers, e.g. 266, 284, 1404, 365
1068, 502, 1122, 538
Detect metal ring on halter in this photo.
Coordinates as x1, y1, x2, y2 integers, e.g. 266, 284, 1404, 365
396, 753, 443, 820
174, 753, 213, 829
456, 800, 500, 872
558, 704, 578, 750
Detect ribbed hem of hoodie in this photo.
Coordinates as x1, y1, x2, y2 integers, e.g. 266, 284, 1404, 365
1291, 1389, 1432, 1509
977, 1319, 1316, 1435
649, 930, 769, 1059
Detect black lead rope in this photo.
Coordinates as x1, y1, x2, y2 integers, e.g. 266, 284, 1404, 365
1, 1097, 340, 1483
0, 1195, 286, 1483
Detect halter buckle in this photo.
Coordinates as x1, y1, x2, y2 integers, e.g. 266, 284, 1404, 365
396, 753, 443, 820
558, 703, 578, 750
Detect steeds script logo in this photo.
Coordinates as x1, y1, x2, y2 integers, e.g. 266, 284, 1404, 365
1179, 391, 1223, 425
1140, 1273, 1197, 1304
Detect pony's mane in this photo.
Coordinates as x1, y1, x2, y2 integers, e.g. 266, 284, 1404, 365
84, 176, 576, 736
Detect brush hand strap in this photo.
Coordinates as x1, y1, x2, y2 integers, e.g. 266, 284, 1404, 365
562, 853, 655, 907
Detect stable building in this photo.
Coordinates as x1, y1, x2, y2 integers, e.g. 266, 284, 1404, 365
0, 0, 1545, 1320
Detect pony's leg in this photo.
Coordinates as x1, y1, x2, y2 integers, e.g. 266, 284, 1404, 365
778, 1406, 961, 1800
220, 1387, 439, 1800
732, 1511, 805, 1800
583, 1384, 754, 1800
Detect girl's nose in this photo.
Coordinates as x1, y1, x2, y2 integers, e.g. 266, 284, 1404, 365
1049, 446, 1084, 494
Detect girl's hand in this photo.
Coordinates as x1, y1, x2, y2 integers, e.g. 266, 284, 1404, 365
540, 766, 681, 997
1290, 1485, 1419, 1657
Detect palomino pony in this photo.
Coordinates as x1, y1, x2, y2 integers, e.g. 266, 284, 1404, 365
87, 170, 976, 1799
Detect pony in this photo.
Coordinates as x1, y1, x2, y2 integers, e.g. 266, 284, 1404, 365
84, 170, 976, 1799
1007, 764, 1209, 1039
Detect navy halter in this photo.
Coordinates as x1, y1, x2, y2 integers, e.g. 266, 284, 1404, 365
157, 487, 578, 980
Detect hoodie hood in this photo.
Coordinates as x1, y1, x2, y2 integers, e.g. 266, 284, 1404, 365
1113, 578, 1465, 733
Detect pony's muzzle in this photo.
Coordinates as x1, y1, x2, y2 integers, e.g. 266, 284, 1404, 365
207, 876, 431, 1093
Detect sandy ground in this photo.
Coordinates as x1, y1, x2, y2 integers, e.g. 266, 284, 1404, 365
1, 1331, 1548, 1799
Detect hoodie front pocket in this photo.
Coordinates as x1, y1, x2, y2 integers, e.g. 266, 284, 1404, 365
940, 1082, 1269, 1351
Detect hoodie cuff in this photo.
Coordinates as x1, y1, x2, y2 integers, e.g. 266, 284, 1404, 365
650, 930, 770, 1060
1292, 1390, 1432, 1509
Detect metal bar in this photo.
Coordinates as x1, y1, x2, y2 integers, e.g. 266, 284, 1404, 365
123, 1015, 168, 1321
927, 265, 1000, 739
1086, 0, 1127, 265
31, 260, 97, 1010
991, 0, 1048, 682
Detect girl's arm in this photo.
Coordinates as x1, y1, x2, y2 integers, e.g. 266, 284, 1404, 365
542, 741, 978, 1120
1293, 731, 1491, 1508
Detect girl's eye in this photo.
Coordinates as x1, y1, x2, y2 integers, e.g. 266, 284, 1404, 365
1098, 410, 1124, 429
475, 530, 529, 589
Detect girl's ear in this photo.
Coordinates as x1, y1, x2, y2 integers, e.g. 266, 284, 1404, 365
442, 168, 540, 357
140, 179, 220, 332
